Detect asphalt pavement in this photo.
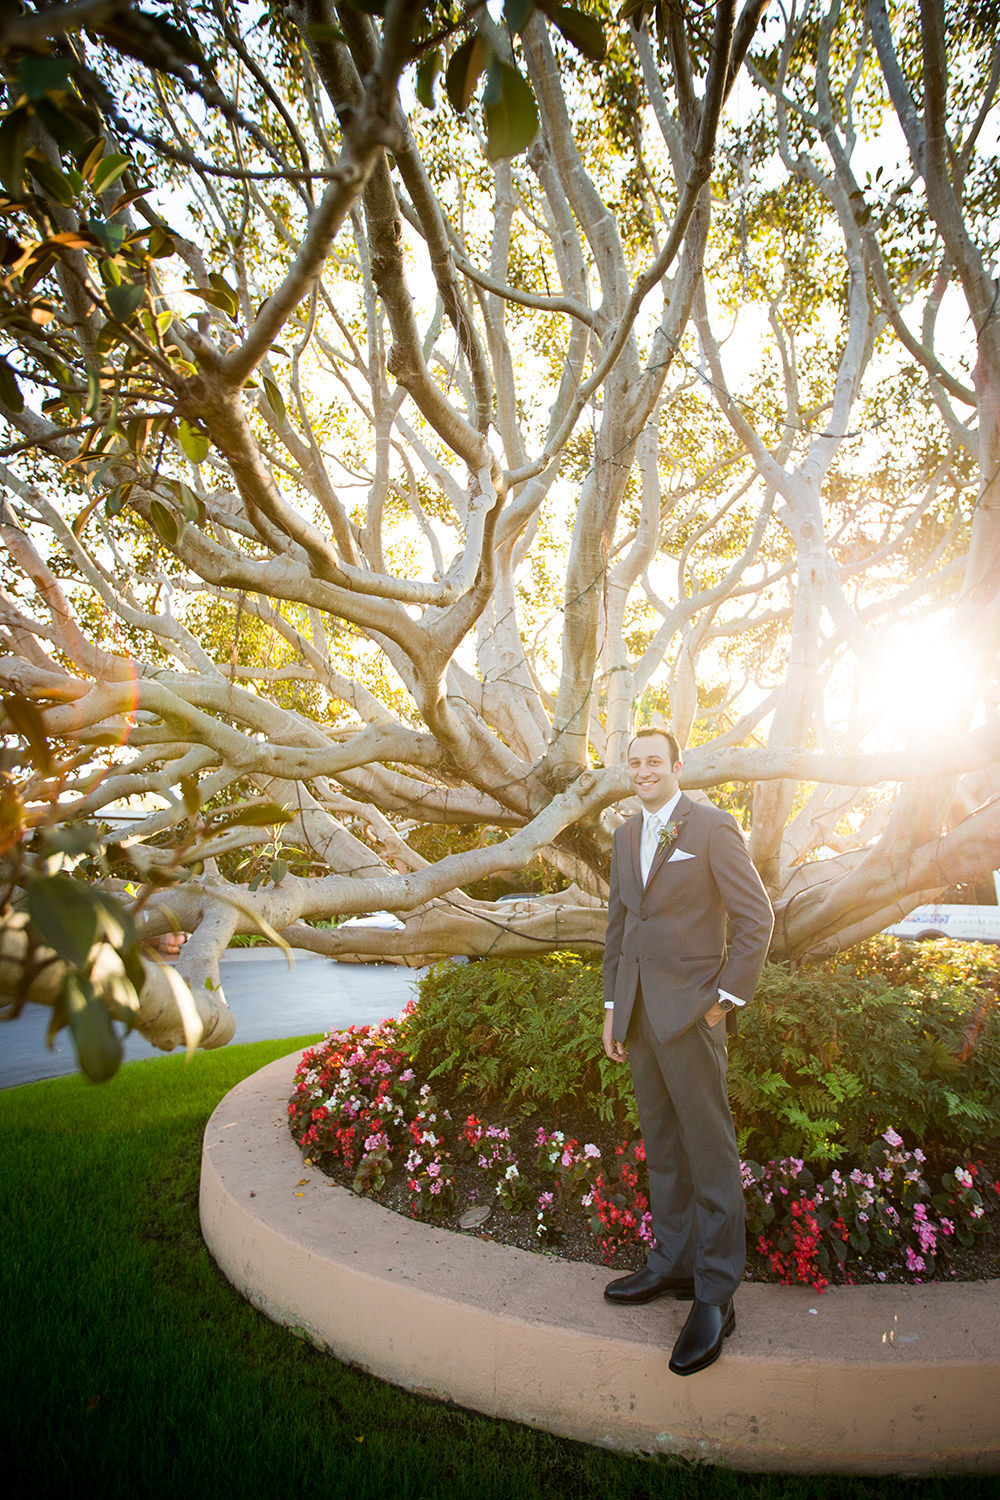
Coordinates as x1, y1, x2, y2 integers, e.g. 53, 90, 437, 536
0, 949, 426, 1090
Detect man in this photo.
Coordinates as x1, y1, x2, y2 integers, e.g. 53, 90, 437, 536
602, 728, 773, 1376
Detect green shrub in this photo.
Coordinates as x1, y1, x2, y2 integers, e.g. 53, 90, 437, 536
406, 939, 1000, 1166
731, 938, 1000, 1164
402, 953, 637, 1127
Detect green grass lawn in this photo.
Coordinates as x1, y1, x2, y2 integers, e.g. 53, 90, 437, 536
0, 1038, 993, 1500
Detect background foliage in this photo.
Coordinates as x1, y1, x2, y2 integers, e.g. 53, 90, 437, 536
404, 938, 1000, 1162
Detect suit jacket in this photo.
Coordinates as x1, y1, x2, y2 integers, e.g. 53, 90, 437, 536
603, 793, 774, 1046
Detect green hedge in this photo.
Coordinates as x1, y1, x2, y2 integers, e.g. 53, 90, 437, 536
403, 939, 1000, 1165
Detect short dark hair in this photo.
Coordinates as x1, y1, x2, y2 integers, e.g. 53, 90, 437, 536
627, 727, 681, 764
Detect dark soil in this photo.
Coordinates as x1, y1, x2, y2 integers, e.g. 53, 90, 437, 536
301, 1078, 1000, 1288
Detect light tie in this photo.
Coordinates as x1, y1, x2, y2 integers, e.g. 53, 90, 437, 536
641, 815, 660, 885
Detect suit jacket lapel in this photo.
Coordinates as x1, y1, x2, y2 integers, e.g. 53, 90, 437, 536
627, 814, 643, 896
645, 793, 692, 888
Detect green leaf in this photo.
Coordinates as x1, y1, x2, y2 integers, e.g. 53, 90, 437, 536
208, 803, 293, 832
184, 286, 237, 316
149, 498, 180, 546
415, 48, 443, 110
269, 858, 288, 886
262, 377, 286, 423
178, 419, 210, 464
91, 152, 130, 197
95, 322, 124, 357
84, 365, 104, 416
0, 356, 24, 415
105, 280, 145, 324
104, 482, 131, 518
305, 21, 349, 43
174, 481, 203, 522
551, 6, 607, 62
146, 226, 176, 259
17, 55, 73, 101
43, 824, 101, 857
446, 33, 490, 114
26, 876, 102, 967
0, 109, 29, 198
504, 0, 536, 30
25, 153, 75, 207
65, 973, 123, 1083
180, 774, 201, 817
208, 271, 239, 318
80, 137, 107, 182
85, 217, 128, 255
483, 60, 539, 161
2, 693, 51, 773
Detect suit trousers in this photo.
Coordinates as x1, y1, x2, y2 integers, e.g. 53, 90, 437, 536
627, 986, 746, 1303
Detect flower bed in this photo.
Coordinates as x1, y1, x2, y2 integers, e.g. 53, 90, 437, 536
288, 1011, 1000, 1292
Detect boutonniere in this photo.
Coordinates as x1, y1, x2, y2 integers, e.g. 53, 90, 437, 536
657, 820, 680, 849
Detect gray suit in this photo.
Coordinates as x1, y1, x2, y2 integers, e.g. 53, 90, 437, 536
604, 793, 773, 1301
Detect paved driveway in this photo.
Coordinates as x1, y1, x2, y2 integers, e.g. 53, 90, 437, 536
0, 949, 426, 1089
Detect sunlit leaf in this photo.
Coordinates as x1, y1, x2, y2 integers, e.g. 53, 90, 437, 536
145, 226, 176, 258
91, 152, 130, 197
269, 858, 288, 886
178, 419, 210, 464
184, 286, 236, 316
208, 271, 239, 318
80, 138, 108, 182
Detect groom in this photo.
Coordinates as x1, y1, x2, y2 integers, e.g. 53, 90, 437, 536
602, 728, 773, 1375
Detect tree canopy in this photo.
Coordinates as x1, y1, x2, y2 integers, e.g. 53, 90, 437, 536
1, 0, 998, 1071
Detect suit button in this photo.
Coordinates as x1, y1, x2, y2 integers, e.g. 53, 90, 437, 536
640, 913, 648, 921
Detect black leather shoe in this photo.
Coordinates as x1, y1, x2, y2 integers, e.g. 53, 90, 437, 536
603, 1267, 696, 1304
668, 1298, 735, 1375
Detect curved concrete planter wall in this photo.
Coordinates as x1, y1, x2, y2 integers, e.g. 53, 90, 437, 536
200, 1053, 1000, 1475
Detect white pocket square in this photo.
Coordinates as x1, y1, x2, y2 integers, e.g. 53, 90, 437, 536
667, 849, 695, 862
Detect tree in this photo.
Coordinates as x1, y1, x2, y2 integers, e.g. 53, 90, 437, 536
0, 0, 997, 1067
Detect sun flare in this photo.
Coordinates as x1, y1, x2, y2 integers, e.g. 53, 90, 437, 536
863, 619, 980, 745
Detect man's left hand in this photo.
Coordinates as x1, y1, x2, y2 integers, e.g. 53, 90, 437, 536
702, 1002, 728, 1029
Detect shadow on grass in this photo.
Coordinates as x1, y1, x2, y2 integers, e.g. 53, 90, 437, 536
0, 1036, 991, 1500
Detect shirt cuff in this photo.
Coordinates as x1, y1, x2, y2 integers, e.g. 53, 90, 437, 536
718, 988, 746, 1007
604, 1001, 614, 1009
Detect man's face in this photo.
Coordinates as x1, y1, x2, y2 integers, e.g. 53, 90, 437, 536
627, 735, 682, 812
